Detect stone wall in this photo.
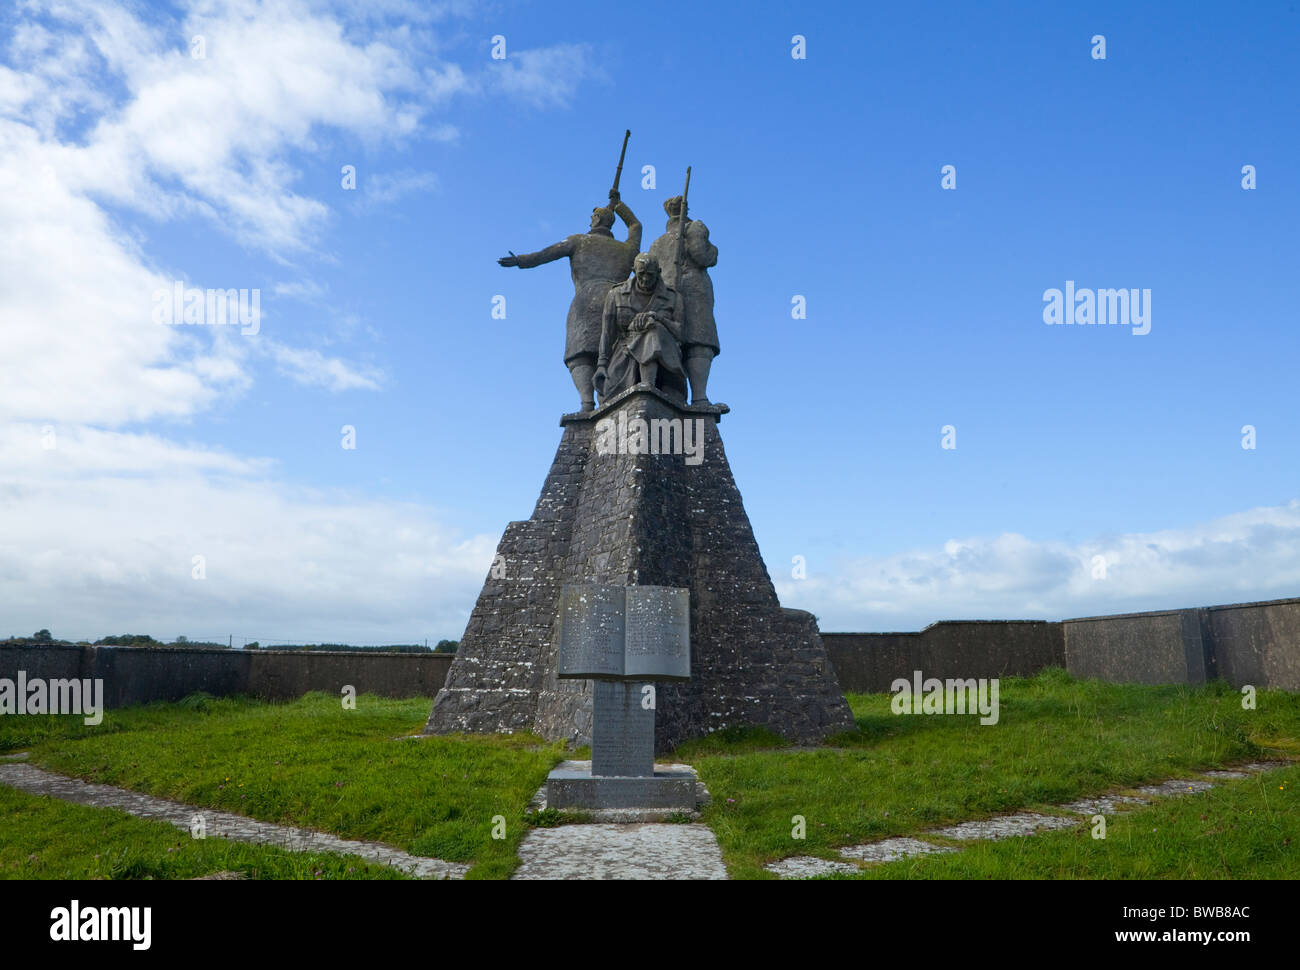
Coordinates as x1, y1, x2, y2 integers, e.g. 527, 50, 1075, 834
825, 598, 1300, 693
1208, 598, 1300, 690
5, 598, 1296, 715
0, 643, 83, 683
822, 621, 1065, 693
0, 645, 452, 708
1062, 597, 1300, 690
1062, 609, 1212, 686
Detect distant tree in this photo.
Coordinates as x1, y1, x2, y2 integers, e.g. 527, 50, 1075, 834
175, 635, 189, 644
245, 641, 260, 650
270, 642, 432, 653
33, 629, 52, 642
97, 634, 159, 647
433, 639, 459, 654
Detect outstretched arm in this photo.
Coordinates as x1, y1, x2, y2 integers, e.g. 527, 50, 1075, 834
498, 236, 575, 268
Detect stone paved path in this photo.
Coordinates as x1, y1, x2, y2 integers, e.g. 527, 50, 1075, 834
513, 823, 727, 880
766, 855, 860, 878
0, 761, 468, 879
840, 836, 956, 864
765, 761, 1290, 879
512, 761, 727, 879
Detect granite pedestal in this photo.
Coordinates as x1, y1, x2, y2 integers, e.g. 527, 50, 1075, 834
545, 765, 697, 811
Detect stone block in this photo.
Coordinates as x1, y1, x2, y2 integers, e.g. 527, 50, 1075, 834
545, 766, 697, 811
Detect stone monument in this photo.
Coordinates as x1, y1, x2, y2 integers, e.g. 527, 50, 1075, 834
426, 153, 855, 751
544, 584, 697, 810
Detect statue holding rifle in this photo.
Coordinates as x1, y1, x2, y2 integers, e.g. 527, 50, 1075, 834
498, 130, 641, 411
647, 167, 720, 405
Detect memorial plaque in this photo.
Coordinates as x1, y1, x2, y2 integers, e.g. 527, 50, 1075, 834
625, 586, 690, 680
556, 584, 690, 681
557, 584, 625, 678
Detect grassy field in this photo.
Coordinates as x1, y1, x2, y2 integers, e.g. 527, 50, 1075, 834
0, 786, 409, 880
848, 764, 1299, 879
679, 669, 1300, 878
2, 671, 1297, 879
2, 692, 566, 880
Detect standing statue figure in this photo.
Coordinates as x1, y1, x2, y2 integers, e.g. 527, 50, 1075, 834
499, 189, 641, 411
594, 253, 688, 403
648, 195, 719, 404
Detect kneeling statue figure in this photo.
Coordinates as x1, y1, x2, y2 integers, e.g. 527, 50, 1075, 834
594, 253, 688, 404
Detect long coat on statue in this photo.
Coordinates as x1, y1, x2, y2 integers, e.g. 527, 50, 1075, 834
647, 217, 719, 354
597, 277, 688, 402
514, 201, 641, 364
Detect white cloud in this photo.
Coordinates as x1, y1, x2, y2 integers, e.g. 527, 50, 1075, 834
488, 42, 602, 108
0, 124, 247, 426
779, 500, 1300, 631
0, 423, 270, 476
362, 167, 438, 205
56, 0, 426, 252
0, 0, 441, 428
273, 279, 328, 302
267, 341, 383, 391
0, 461, 496, 643
0, 1, 602, 431
0, 1, 601, 643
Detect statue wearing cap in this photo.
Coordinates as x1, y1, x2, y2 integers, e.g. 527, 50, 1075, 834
647, 195, 719, 405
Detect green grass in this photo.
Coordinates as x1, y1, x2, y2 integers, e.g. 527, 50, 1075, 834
0, 786, 409, 880
847, 765, 1300, 879
7, 692, 566, 879
4, 672, 1297, 880
677, 669, 1300, 878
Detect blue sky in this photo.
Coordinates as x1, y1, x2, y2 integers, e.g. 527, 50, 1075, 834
2, 0, 1298, 643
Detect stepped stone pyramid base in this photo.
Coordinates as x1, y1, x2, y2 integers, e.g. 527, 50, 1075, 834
424, 384, 855, 752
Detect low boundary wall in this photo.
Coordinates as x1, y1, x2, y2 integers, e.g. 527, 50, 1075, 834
0, 644, 453, 708
3, 595, 1296, 711
822, 621, 1064, 693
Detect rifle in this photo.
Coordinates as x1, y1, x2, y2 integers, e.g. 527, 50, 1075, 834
610, 129, 631, 198
672, 166, 692, 288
